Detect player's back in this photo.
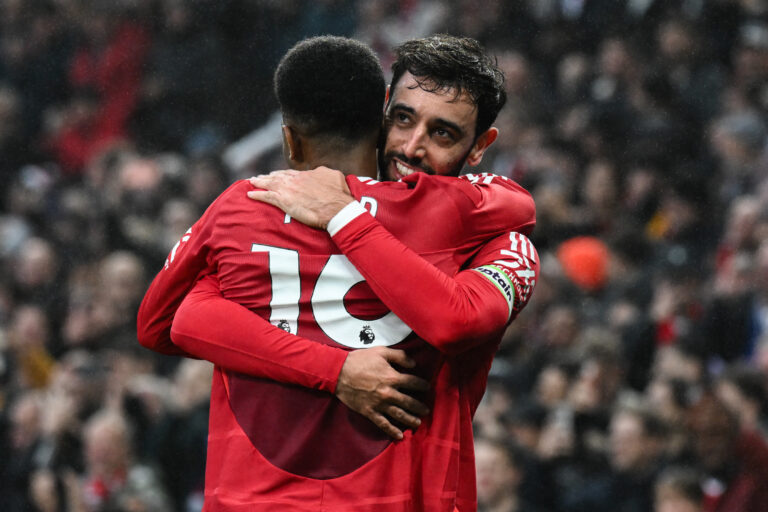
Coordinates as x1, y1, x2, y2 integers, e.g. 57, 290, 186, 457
201, 174, 533, 510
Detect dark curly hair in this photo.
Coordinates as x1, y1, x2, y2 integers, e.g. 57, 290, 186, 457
390, 35, 506, 137
274, 36, 385, 143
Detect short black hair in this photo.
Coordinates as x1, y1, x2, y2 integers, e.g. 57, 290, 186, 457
390, 34, 506, 137
274, 36, 385, 143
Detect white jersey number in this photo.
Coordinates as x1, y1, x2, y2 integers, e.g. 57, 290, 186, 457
251, 244, 411, 348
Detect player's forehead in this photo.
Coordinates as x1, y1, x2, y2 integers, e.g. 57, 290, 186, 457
389, 72, 477, 133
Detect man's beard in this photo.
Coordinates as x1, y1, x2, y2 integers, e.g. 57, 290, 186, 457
378, 150, 435, 181
377, 147, 471, 181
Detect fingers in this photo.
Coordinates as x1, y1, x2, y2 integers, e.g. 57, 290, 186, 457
387, 389, 430, 417
384, 404, 422, 430
249, 175, 267, 187
249, 175, 279, 190
369, 411, 404, 440
380, 347, 416, 368
249, 174, 286, 191
250, 170, 299, 186
394, 373, 430, 393
246, 189, 280, 207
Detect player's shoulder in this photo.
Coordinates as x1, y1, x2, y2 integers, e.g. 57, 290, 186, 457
416, 172, 534, 208
199, 179, 278, 224
205, 179, 248, 202
345, 172, 535, 228
402, 171, 528, 195
431, 171, 536, 234
221, 179, 252, 196
345, 175, 405, 191
456, 172, 532, 199
345, 172, 515, 193
209, 179, 257, 208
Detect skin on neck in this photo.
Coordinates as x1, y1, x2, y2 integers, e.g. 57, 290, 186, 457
282, 124, 379, 179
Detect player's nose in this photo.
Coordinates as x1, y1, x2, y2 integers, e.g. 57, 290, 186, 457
402, 126, 427, 160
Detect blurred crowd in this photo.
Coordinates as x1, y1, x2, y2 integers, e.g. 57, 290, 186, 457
1, 1, 768, 511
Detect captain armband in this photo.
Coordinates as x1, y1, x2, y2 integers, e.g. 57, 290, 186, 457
471, 264, 515, 319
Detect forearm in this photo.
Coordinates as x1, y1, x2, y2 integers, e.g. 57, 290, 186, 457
330, 206, 525, 354
246, 171, 539, 356
171, 276, 348, 392
136, 184, 233, 356
137, 260, 204, 357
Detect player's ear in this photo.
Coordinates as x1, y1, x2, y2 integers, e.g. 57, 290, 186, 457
466, 127, 498, 167
282, 124, 304, 165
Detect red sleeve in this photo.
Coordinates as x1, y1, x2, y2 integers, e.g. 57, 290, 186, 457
331, 214, 539, 355
171, 275, 348, 393
465, 231, 539, 322
136, 183, 230, 355
455, 173, 537, 238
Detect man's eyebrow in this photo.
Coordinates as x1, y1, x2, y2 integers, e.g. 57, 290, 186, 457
390, 103, 415, 115
432, 118, 464, 137
391, 103, 465, 137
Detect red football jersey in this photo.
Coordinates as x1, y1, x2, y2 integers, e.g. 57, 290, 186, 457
137, 172, 538, 511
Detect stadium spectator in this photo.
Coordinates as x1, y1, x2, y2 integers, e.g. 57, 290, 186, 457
475, 437, 540, 512
688, 392, 768, 512
80, 409, 171, 512
654, 466, 704, 512
715, 364, 768, 436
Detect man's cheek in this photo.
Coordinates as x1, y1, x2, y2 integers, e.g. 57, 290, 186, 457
432, 143, 475, 176
432, 157, 464, 176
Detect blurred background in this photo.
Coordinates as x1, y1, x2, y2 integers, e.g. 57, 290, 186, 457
1, 1, 768, 511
